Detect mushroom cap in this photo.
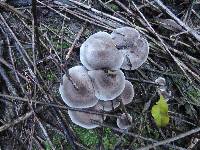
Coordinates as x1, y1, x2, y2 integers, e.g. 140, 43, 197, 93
155, 77, 171, 100
111, 27, 140, 50
88, 70, 125, 101
117, 113, 132, 129
111, 27, 149, 70
59, 66, 98, 108
96, 99, 120, 112
121, 38, 149, 70
155, 77, 167, 93
80, 32, 124, 70
68, 105, 103, 129
155, 77, 166, 86
119, 80, 134, 105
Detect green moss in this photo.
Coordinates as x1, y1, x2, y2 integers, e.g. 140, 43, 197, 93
52, 38, 70, 50
146, 124, 160, 139
46, 72, 56, 81
73, 126, 118, 149
186, 87, 200, 105
187, 88, 200, 99
44, 141, 51, 150
43, 126, 118, 149
59, 41, 70, 49
44, 133, 72, 150
103, 128, 117, 149
173, 78, 200, 106
108, 4, 119, 11
73, 126, 99, 147
52, 134, 62, 149
132, 142, 139, 148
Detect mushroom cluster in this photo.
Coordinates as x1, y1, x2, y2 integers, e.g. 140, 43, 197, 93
59, 27, 149, 129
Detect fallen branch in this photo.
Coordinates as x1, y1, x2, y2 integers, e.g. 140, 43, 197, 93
136, 126, 200, 150
154, 0, 200, 42
0, 110, 34, 132
66, 22, 87, 60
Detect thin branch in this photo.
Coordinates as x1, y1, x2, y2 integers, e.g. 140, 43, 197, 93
136, 126, 200, 150
36, 0, 70, 20
66, 22, 87, 60
154, 0, 200, 42
0, 110, 35, 132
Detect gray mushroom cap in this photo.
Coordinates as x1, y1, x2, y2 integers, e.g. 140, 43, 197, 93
59, 66, 98, 108
155, 77, 166, 86
119, 80, 134, 105
117, 113, 132, 129
68, 105, 103, 129
155, 77, 167, 93
155, 77, 171, 100
111, 27, 140, 49
111, 27, 149, 70
96, 99, 120, 112
88, 70, 125, 101
80, 32, 124, 70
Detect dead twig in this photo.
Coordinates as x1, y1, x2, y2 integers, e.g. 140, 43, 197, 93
0, 2, 30, 20
154, 0, 200, 42
36, 0, 70, 20
66, 22, 87, 60
136, 126, 200, 150
0, 109, 35, 132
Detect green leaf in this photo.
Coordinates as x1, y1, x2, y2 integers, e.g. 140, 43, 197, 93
151, 95, 169, 127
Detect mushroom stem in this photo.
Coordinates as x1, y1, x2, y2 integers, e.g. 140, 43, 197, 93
111, 100, 115, 111
119, 99, 132, 124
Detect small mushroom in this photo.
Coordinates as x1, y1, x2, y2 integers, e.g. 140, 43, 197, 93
155, 77, 171, 100
155, 77, 166, 86
117, 113, 132, 129
155, 77, 167, 93
88, 70, 125, 101
68, 105, 103, 129
119, 80, 134, 105
96, 99, 120, 112
111, 27, 149, 70
59, 66, 98, 108
80, 32, 124, 70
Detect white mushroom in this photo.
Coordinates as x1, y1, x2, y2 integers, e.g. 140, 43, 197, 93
96, 100, 120, 112
59, 66, 98, 108
88, 70, 125, 101
111, 27, 149, 70
155, 77, 171, 100
119, 80, 134, 105
155, 77, 166, 86
117, 113, 132, 129
80, 32, 124, 70
68, 105, 103, 129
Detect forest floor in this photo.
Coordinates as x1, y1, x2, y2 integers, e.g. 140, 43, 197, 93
0, 0, 200, 149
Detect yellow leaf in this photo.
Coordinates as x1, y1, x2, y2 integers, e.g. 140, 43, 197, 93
151, 95, 169, 127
